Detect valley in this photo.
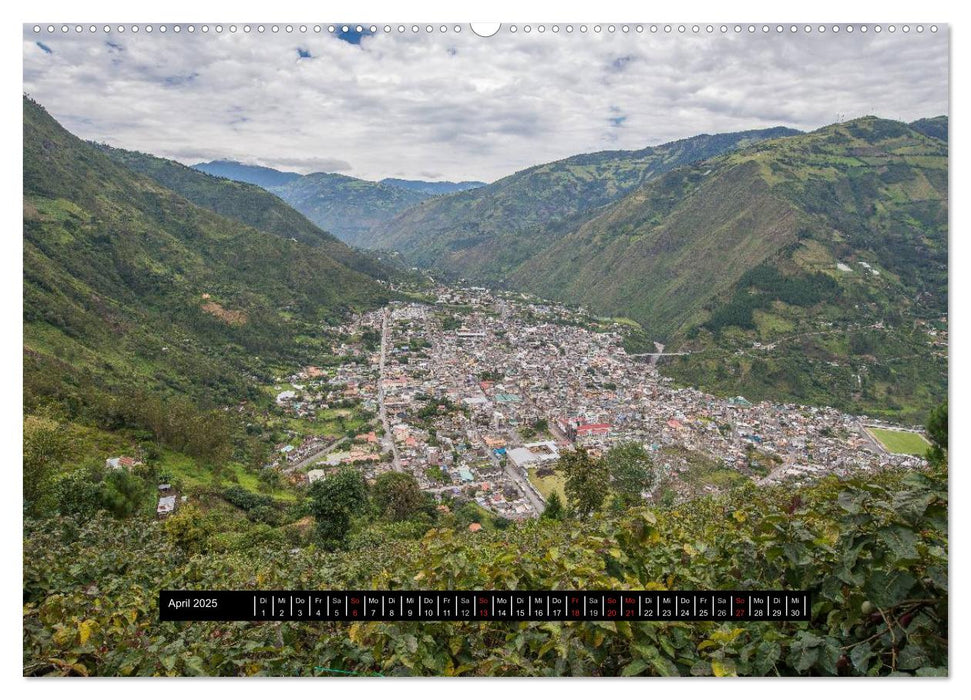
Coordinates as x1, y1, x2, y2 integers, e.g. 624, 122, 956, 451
22, 94, 949, 678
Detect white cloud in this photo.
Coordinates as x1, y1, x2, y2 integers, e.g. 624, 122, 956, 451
22, 26, 949, 182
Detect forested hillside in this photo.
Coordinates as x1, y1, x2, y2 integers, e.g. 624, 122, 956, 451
509, 117, 947, 421
364, 127, 801, 278
100, 146, 391, 280
24, 96, 389, 445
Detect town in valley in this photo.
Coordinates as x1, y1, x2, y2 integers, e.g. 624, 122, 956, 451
253, 282, 932, 523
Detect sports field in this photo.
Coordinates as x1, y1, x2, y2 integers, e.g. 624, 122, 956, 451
527, 468, 567, 501
868, 428, 931, 456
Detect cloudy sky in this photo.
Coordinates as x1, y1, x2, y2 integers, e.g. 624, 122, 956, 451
23, 24, 949, 182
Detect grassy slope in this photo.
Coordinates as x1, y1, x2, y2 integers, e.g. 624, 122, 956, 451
24, 96, 389, 411
365, 127, 801, 278
508, 117, 947, 421
99, 145, 392, 280
513, 159, 799, 337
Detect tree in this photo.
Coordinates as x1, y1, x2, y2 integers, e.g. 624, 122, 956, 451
557, 447, 610, 518
373, 472, 426, 522
23, 416, 71, 515
604, 442, 658, 509
163, 503, 217, 553
926, 401, 947, 467
53, 463, 104, 517
307, 468, 370, 549
98, 469, 148, 518
542, 490, 565, 520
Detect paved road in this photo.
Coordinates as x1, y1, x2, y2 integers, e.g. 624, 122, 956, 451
283, 436, 349, 474
489, 428, 546, 515
378, 308, 403, 472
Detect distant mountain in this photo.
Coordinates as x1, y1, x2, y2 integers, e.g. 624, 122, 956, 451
100, 146, 391, 280
189, 162, 440, 248
510, 117, 947, 420
364, 127, 802, 279
909, 116, 948, 143
24, 97, 389, 417
192, 160, 303, 188
266, 173, 429, 248
379, 178, 487, 195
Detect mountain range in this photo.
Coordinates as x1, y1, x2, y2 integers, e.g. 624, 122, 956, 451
379, 178, 487, 195
356, 116, 944, 419
363, 127, 803, 277
24, 97, 390, 418
503, 116, 946, 419
25, 95, 948, 421
191, 160, 487, 246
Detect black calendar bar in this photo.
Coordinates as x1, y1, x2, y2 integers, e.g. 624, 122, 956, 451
159, 590, 810, 622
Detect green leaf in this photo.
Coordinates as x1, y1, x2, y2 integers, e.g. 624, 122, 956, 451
837, 491, 865, 514
876, 525, 919, 561
712, 659, 737, 677
850, 641, 874, 673
865, 570, 917, 608
621, 659, 649, 676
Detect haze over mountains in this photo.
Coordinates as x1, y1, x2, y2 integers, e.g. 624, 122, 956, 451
192, 160, 487, 246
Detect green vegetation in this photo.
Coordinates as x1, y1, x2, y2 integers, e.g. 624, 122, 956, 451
307, 468, 371, 550
540, 490, 565, 520
526, 467, 567, 502
23, 415, 71, 515
372, 472, 431, 522
704, 264, 840, 333
552, 442, 661, 515
99, 146, 391, 280
366, 127, 799, 278
602, 442, 659, 508
868, 428, 931, 456
926, 401, 948, 466
267, 172, 429, 247
556, 447, 610, 517
909, 116, 948, 143
23, 464, 947, 676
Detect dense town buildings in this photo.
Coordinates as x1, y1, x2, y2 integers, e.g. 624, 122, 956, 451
269, 284, 927, 518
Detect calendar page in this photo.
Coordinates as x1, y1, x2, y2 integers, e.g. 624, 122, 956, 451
22, 16, 948, 680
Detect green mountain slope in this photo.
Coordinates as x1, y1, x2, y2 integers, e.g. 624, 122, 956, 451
266, 172, 429, 247
380, 178, 487, 195
23, 96, 389, 416
511, 117, 947, 420
192, 159, 302, 188
909, 116, 948, 143
364, 127, 802, 279
97, 145, 391, 279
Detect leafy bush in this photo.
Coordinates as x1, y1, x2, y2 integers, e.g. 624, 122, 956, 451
23, 463, 947, 676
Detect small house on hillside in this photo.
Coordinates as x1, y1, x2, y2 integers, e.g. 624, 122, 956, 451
106, 456, 140, 470
157, 495, 176, 517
